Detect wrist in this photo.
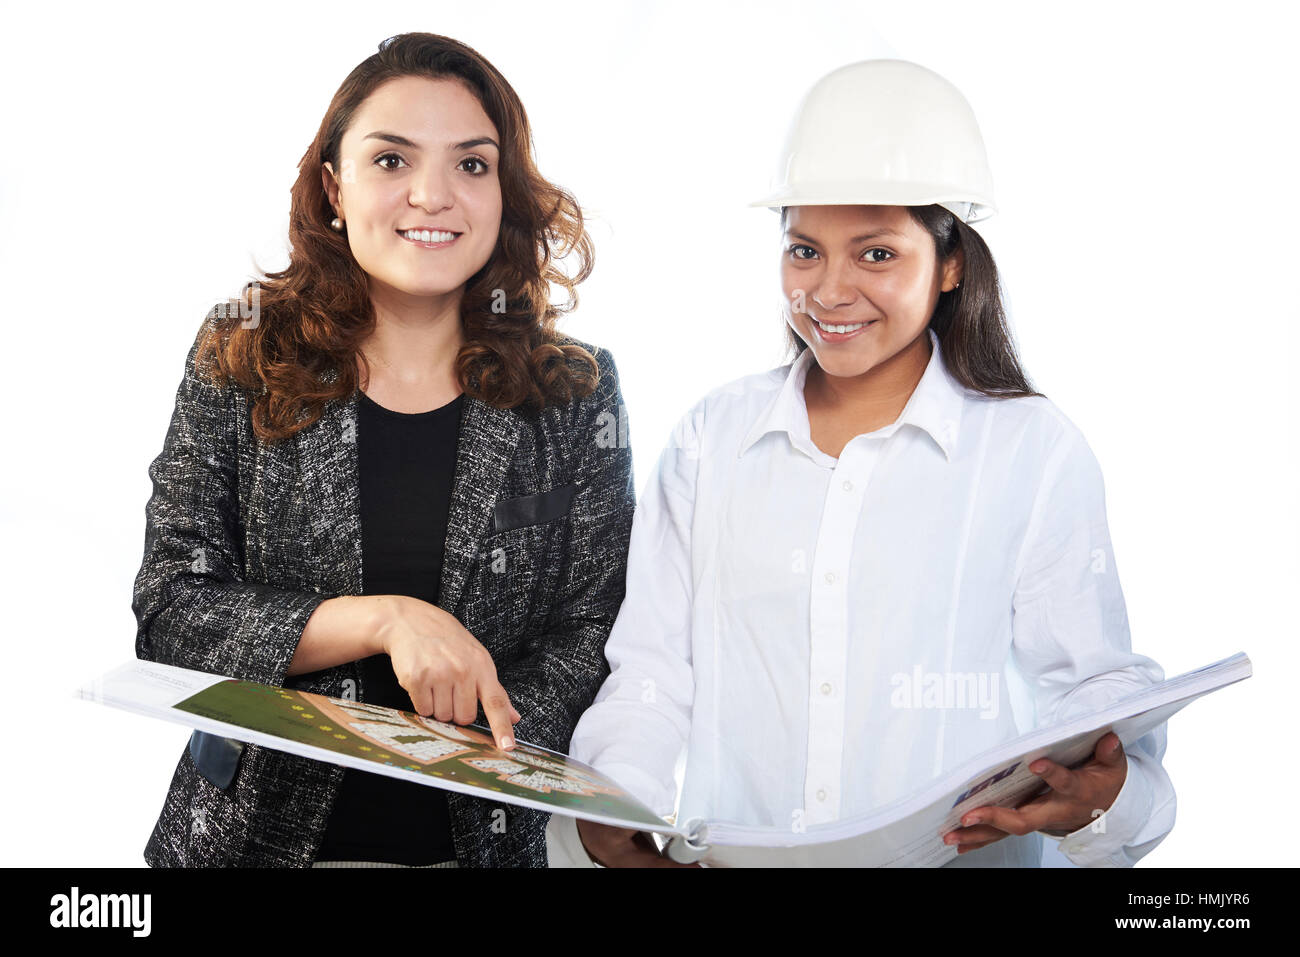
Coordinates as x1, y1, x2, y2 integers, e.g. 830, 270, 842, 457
365, 595, 406, 657
575, 819, 606, 867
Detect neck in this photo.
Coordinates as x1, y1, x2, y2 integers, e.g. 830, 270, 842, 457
360, 283, 466, 388
806, 330, 932, 424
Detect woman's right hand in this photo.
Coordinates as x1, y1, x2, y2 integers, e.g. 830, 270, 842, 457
374, 595, 521, 750
576, 818, 700, 868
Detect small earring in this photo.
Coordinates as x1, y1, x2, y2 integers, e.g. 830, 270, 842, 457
331, 217, 344, 232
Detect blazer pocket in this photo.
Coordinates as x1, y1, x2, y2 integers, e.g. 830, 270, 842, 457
493, 483, 577, 533
188, 729, 244, 790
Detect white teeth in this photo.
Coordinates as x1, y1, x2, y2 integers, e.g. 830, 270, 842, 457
816, 319, 871, 334
401, 229, 457, 243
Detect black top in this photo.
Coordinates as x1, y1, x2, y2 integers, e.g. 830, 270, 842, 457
315, 389, 465, 865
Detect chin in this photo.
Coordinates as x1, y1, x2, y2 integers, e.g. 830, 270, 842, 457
815, 354, 876, 379
398, 277, 471, 297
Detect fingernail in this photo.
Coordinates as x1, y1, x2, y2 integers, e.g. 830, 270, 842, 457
499, 736, 513, 749
964, 814, 980, 826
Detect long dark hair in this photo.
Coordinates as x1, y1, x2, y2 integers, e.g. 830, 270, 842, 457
198, 32, 599, 443
781, 205, 1042, 400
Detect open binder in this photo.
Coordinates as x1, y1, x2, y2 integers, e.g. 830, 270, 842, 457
79, 651, 1250, 866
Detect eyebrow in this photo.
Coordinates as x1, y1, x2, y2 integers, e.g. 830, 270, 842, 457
361, 131, 500, 152
786, 228, 905, 244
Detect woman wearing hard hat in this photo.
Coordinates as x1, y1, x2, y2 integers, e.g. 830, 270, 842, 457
549, 60, 1174, 867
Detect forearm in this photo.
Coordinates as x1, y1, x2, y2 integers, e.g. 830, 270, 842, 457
135, 577, 331, 687
567, 665, 692, 819
288, 594, 389, 676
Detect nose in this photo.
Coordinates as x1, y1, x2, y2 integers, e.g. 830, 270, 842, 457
407, 162, 454, 215
810, 255, 861, 311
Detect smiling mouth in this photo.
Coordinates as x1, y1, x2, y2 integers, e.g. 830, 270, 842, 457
397, 229, 462, 249
813, 317, 878, 334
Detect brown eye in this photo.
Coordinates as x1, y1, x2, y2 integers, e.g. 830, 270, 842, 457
459, 157, 490, 174
788, 244, 817, 260
863, 248, 894, 263
375, 152, 406, 171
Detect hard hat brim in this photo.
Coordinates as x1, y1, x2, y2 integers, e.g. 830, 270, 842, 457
748, 184, 996, 224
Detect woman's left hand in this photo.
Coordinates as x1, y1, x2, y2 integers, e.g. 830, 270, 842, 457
943, 732, 1128, 855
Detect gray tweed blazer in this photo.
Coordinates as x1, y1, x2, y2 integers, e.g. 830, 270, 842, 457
133, 306, 635, 867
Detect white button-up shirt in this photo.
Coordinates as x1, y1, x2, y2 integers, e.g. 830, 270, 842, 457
557, 327, 1175, 867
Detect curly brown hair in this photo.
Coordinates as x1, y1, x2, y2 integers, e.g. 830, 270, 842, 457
197, 32, 600, 443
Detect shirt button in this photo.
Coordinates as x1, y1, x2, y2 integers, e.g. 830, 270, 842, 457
816, 789, 827, 802
842, 480, 853, 492
824, 572, 836, 584
820, 682, 832, 695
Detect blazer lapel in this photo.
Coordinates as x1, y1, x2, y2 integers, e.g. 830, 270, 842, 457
294, 387, 520, 614
439, 396, 520, 613
293, 389, 364, 597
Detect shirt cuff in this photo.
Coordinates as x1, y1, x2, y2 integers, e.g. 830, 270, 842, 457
1039, 750, 1154, 867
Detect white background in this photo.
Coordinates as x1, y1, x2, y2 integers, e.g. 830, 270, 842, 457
1, 0, 1293, 867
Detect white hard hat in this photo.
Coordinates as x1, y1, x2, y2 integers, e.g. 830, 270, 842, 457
750, 59, 996, 224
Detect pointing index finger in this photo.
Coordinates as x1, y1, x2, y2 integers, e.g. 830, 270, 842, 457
479, 679, 517, 751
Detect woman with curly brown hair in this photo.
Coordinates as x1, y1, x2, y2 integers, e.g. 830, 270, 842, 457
133, 32, 634, 868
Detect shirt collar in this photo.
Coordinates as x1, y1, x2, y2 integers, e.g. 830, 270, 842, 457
737, 327, 965, 462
